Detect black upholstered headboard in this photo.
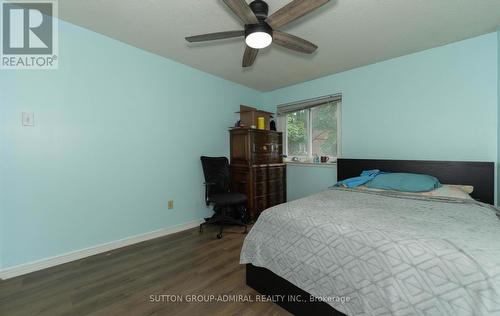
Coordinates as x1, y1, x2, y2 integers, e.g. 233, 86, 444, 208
337, 159, 495, 205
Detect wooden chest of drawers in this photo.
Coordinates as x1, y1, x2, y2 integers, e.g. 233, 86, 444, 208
230, 128, 286, 219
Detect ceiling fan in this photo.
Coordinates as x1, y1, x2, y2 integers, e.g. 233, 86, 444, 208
185, 0, 330, 67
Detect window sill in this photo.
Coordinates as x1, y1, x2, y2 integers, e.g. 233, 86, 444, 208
286, 161, 337, 168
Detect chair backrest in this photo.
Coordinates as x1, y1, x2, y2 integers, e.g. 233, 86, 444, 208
200, 156, 230, 196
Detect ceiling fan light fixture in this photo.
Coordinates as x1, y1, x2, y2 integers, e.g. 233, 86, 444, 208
246, 32, 272, 49
245, 23, 273, 49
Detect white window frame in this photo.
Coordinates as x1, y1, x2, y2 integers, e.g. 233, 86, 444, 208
277, 95, 342, 163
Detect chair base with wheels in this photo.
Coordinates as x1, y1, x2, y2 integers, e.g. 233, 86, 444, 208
199, 205, 248, 239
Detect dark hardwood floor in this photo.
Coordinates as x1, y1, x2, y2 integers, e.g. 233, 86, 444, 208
0, 225, 290, 316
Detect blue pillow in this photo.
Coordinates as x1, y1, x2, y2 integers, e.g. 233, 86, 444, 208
365, 173, 441, 192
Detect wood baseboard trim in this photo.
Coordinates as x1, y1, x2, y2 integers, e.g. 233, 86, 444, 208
0, 219, 204, 280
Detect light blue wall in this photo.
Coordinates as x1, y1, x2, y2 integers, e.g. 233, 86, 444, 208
0, 108, 4, 269
0, 21, 261, 268
498, 27, 500, 202
287, 165, 337, 201
264, 33, 498, 200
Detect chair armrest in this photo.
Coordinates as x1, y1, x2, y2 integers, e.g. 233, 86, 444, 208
204, 182, 216, 206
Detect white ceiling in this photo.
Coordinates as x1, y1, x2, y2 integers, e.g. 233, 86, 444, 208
59, 0, 500, 91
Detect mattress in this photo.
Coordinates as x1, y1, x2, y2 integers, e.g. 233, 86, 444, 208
240, 188, 500, 315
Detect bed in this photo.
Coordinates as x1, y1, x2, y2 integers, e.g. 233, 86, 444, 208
240, 159, 499, 315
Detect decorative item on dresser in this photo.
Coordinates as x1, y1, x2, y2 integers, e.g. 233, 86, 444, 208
230, 128, 286, 220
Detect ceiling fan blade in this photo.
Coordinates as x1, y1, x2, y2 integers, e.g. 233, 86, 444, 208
223, 0, 259, 25
266, 0, 329, 29
273, 31, 318, 54
242, 46, 259, 67
185, 30, 245, 42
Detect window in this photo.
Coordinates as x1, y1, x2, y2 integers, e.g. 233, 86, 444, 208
278, 95, 341, 162
311, 102, 339, 158
286, 109, 309, 156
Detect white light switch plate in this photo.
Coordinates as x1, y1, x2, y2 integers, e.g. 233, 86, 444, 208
22, 112, 34, 126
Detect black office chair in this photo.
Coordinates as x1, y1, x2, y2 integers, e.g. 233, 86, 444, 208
200, 156, 248, 239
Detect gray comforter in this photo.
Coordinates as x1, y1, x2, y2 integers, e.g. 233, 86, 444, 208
240, 188, 500, 315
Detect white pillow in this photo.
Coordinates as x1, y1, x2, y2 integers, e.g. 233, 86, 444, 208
423, 185, 474, 200
355, 184, 474, 200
